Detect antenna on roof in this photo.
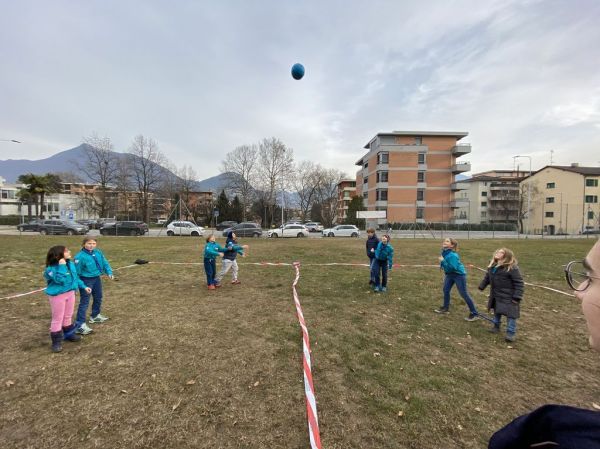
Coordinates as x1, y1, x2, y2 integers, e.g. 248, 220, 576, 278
550, 149, 554, 165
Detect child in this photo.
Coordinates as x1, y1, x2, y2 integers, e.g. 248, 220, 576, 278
74, 237, 113, 335
215, 231, 248, 286
44, 245, 91, 352
204, 234, 225, 290
435, 238, 479, 321
372, 234, 394, 292
366, 228, 379, 285
478, 248, 524, 342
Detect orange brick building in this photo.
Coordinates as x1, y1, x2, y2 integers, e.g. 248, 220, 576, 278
355, 131, 471, 226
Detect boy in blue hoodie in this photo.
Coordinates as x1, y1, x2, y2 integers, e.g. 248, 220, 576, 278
366, 228, 379, 285
215, 231, 248, 286
204, 234, 226, 290
74, 237, 113, 335
372, 234, 394, 292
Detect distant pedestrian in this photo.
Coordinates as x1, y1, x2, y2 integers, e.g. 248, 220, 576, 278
44, 245, 90, 352
204, 234, 225, 290
372, 234, 394, 293
434, 238, 479, 321
215, 231, 248, 286
365, 228, 379, 285
478, 248, 524, 342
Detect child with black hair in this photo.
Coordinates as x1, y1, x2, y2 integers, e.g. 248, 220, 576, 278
44, 245, 91, 352
366, 228, 379, 285
204, 234, 225, 290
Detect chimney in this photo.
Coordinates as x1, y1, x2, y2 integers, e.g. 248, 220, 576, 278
571, 163, 580, 167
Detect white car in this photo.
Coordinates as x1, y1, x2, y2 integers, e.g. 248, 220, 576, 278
268, 224, 309, 238
321, 225, 361, 237
166, 221, 205, 237
304, 222, 324, 232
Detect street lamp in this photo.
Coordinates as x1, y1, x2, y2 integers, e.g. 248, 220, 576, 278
513, 155, 532, 236
0, 139, 21, 143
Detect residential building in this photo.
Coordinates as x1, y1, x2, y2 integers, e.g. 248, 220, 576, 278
355, 131, 471, 228
336, 179, 357, 222
521, 164, 600, 235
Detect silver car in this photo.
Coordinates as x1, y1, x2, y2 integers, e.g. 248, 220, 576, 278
166, 221, 205, 236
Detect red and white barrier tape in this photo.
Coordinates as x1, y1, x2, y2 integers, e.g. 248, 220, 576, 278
291, 262, 322, 449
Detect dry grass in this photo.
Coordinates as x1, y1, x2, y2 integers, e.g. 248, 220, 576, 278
1, 235, 599, 448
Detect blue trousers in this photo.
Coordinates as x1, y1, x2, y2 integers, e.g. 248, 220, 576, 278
442, 273, 477, 314
76, 276, 103, 326
204, 258, 217, 285
372, 259, 388, 288
494, 313, 517, 335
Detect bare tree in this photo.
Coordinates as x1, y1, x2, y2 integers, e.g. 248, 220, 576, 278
291, 160, 320, 221
178, 165, 199, 220
220, 144, 258, 221
518, 180, 540, 234
256, 137, 294, 225
314, 167, 346, 227
129, 135, 166, 223
75, 134, 120, 218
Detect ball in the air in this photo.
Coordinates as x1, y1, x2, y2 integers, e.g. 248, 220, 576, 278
291, 63, 305, 80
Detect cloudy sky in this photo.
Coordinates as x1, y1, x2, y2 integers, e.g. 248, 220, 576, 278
1, 0, 599, 180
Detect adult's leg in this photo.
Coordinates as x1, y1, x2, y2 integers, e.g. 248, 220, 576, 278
455, 275, 478, 314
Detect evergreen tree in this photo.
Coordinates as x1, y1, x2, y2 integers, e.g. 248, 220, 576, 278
345, 196, 363, 226
230, 195, 243, 222
215, 190, 230, 221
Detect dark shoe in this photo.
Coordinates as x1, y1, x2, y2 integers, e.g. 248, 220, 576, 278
505, 333, 516, 342
50, 331, 63, 353
434, 307, 449, 314
63, 324, 82, 342
465, 313, 479, 322
488, 326, 500, 334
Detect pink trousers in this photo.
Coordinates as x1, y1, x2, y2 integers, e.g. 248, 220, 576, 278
48, 290, 76, 332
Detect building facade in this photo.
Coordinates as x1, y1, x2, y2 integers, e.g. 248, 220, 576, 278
355, 131, 471, 227
336, 179, 357, 222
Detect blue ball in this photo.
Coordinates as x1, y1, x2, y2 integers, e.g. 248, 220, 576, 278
291, 63, 305, 80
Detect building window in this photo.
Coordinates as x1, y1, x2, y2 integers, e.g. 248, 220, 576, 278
377, 152, 389, 164
585, 195, 598, 203
587, 179, 599, 187
363, 177, 368, 185
481, 211, 487, 218
588, 211, 595, 219
376, 189, 388, 201
363, 192, 368, 200
545, 211, 554, 218
1, 189, 16, 199
481, 202, 487, 207
418, 153, 426, 164
417, 171, 425, 182
415, 136, 422, 145
417, 189, 424, 201
377, 171, 388, 183
546, 197, 555, 203
416, 207, 424, 219
481, 191, 487, 197
363, 162, 368, 169
546, 182, 555, 189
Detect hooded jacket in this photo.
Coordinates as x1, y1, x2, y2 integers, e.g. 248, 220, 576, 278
479, 264, 524, 318
204, 241, 225, 260
74, 248, 113, 278
223, 231, 244, 261
374, 241, 394, 269
366, 233, 379, 259
440, 248, 467, 275
44, 260, 87, 296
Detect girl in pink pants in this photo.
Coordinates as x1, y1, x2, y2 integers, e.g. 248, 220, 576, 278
43, 246, 91, 353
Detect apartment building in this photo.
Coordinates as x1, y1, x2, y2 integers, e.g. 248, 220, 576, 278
336, 179, 357, 222
522, 165, 600, 235
355, 131, 471, 227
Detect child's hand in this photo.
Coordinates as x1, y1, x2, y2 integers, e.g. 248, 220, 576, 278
242, 245, 249, 249
84, 287, 92, 294
108, 275, 114, 280
370, 248, 374, 253
58, 258, 66, 265
438, 256, 444, 262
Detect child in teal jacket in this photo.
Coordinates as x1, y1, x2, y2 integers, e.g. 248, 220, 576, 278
372, 235, 394, 292
204, 234, 225, 290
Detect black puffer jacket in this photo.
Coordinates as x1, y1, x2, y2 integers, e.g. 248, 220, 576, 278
478, 265, 524, 319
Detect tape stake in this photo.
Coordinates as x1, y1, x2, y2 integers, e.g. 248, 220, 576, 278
291, 261, 322, 449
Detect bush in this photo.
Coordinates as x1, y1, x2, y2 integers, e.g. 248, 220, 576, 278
0, 215, 21, 226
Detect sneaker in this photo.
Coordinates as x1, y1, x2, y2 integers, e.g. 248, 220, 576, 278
76, 323, 93, 335
465, 313, 479, 322
505, 333, 516, 342
208, 285, 216, 290
488, 326, 500, 334
381, 287, 387, 292
434, 307, 449, 314
231, 280, 241, 285
214, 283, 221, 288
373, 286, 381, 293
89, 314, 109, 324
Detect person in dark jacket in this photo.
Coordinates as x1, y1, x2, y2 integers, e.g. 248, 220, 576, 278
215, 231, 248, 286
365, 228, 379, 285
478, 247, 524, 342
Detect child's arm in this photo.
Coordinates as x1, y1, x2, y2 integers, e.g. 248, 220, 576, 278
510, 266, 525, 302
100, 251, 114, 278
478, 271, 490, 290
387, 246, 394, 270
45, 264, 71, 287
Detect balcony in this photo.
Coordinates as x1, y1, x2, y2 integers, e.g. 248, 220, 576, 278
450, 217, 469, 225
450, 198, 469, 208
451, 162, 471, 173
451, 144, 471, 156
450, 182, 469, 191
415, 200, 426, 207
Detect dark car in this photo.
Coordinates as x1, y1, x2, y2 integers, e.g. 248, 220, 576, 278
17, 219, 43, 232
77, 219, 97, 229
39, 220, 88, 235
216, 220, 238, 231
100, 221, 149, 236
222, 222, 262, 238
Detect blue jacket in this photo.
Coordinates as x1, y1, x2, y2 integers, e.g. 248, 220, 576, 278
223, 232, 244, 261
366, 234, 379, 259
74, 248, 113, 278
204, 241, 225, 260
440, 248, 467, 275
44, 260, 87, 296
374, 241, 394, 269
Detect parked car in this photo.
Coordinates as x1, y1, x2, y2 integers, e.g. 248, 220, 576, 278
100, 221, 148, 236
582, 229, 600, 235
268, 224, 309, 238
166, 221, 205, 237
222, 222, 262, 238
95, 218, 117, 229
216, 220, 238, 231
17, 219, 43, 232
39, 220, 88, 235
76, 219, 97, 228
304, 222, 324, 233
321, 225, 361, 237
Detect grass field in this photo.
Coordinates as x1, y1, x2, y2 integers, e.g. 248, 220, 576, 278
1, 235, 599, 448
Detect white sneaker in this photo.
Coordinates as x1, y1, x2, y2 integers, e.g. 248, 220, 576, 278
76, 323, 93, 335
89, 314, 109, 324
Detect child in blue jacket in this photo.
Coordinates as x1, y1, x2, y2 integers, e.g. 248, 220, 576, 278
372, 234, 394, 292
74, 237, 113, 334
44, 245, 91, 352
366, 228, 379, 285
204, 234, 226, 290
435, 238, 479, 321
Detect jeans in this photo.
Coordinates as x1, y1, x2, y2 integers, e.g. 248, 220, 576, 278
48, 290, 76, 332
372, 259, 388, 288
494, 314, 517, 335
442, 273, 477, 314
76, 276, 103, 327
204, 258, 217, 285
369, 257, 376, 283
